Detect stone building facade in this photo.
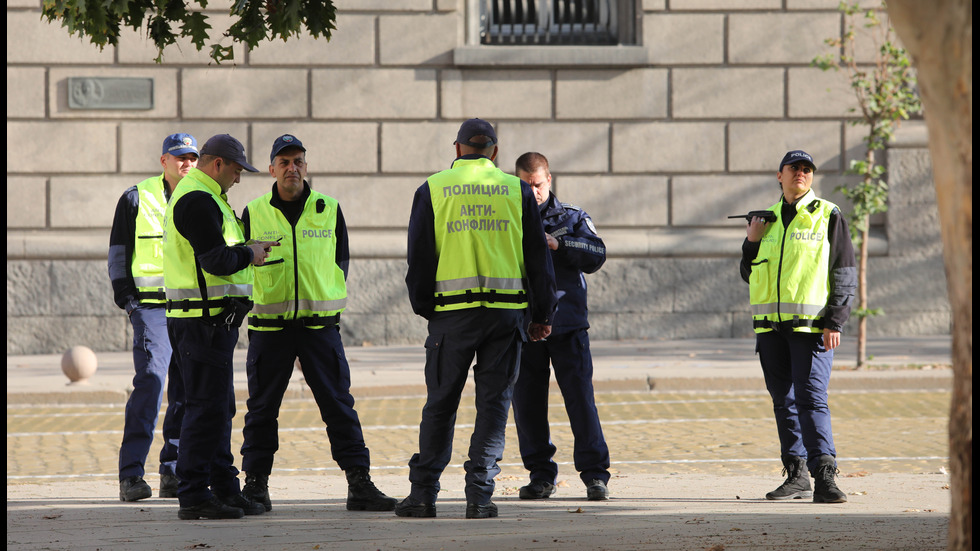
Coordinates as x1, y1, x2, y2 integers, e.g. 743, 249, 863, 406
6, 0, 948, 354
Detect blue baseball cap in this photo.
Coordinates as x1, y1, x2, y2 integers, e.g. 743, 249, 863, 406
779, 150, 816, 171
455, 118, 497, 147
162, 133, 198, 157
200, 134, 258, 172
270, 134, 307, 163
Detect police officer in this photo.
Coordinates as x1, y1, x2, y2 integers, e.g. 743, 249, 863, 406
510, 152, 611, 501
109, 133, 196, 501
238, 135, 397, 513
164, 134, 278, 520
739, 150, 856, 503
398, 119, 558, 519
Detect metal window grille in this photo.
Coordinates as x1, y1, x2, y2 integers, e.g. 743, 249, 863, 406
480, 0, 623, 45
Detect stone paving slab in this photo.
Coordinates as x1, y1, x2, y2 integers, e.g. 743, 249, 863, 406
6, 337, 955, 549
6, 473, 950, 550
7, 388, 951, 480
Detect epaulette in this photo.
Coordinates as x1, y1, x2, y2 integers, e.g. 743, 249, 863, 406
560, 202, 581, 211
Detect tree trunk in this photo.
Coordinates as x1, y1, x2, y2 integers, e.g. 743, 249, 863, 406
857, 218, 869, 369
886, 2, 972, 549
855, 133, 875, 369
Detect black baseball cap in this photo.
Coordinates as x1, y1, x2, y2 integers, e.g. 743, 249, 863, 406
779, 150, 816, 171
455, 118, 497, 147
200, 134, 258, 172
270, 134, 307, 163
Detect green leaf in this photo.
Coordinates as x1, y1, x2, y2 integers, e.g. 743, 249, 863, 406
210, 43, 235, 63
304, 0, 337, 39
181, 11, 211, 51
148, 13, 178, 49
227, 0, 267, 50
853, 307, 884, 319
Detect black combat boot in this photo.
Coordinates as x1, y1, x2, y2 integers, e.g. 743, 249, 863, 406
119, 476, 152, 502
177, 496, 245, 520
519, 479, 556, 500
242, 473, 272, 512
217, 492, 266, 515
465, 501, 498, 519
394, 496, 436, 518
586, 479, 610, 501
159, 473, 179, 498
346, 467, 398, 511
812, 455, 847, 503
766, 455, 813, 500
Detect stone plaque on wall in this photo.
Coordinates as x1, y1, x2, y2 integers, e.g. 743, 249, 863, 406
67, 77, 153, 110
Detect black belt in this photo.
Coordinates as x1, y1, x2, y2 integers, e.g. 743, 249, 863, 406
166, 297, 254, 328
137, 290, 166, 301
249, 314, 341, 328
434, 289, 527, 306
166, 297, 237, 312
754, 318, 823, 331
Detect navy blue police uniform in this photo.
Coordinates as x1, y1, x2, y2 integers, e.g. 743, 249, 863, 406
402, 149, 557, 514
166, 186, 253, 510
237, 135, 396, 513
108, 134, 195, 501
164, 135, 266, 519
511, 192, 611, 488
239, 184, 371, 476
740, 196, 856, 468
739, 150, 857, 503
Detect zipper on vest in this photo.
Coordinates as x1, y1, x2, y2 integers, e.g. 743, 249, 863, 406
775, 213, 789, 324
291, 219, 300, 318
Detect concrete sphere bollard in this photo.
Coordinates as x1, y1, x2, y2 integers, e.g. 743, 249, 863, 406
62, 345, 98, 384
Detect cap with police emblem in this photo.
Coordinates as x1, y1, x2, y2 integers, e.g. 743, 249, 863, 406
270, 134, 307, 164
779, 150, 816, 171
162, 133, 198, 157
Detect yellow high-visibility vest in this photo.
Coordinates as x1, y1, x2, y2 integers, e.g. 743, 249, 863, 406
163, 168, 252, 319
131, 174, 168, 304
245, 190, 347, 330
749, 189, 837, 333
428, 157, 527, 311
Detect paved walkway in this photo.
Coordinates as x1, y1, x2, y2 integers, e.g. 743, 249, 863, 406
7, 337, 955, 550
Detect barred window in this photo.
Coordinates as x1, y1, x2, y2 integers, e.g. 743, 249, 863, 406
479, 0, 635, 45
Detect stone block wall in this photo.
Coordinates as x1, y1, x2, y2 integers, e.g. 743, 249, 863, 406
6, 0, 949, 354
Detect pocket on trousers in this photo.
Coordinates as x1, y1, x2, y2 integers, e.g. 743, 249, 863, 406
424, 334, 443, 350
177, 323, 233, 368
424, 333, 444, 388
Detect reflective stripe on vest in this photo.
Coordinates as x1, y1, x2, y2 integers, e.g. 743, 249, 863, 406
252, 298, 348, 316
245, 189, 347, 330
751, 302, 827, 317
428, 157, 527, 311
434, 275, 525, 293
163, 168, 252, 318
749, 189, 836, 334
132, 175, 168, 303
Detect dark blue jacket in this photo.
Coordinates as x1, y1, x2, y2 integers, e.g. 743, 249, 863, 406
540, 193, 606, 335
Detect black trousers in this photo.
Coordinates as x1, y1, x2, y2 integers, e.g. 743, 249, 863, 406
241, 326, 370, 475
168, 318, 239, 507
